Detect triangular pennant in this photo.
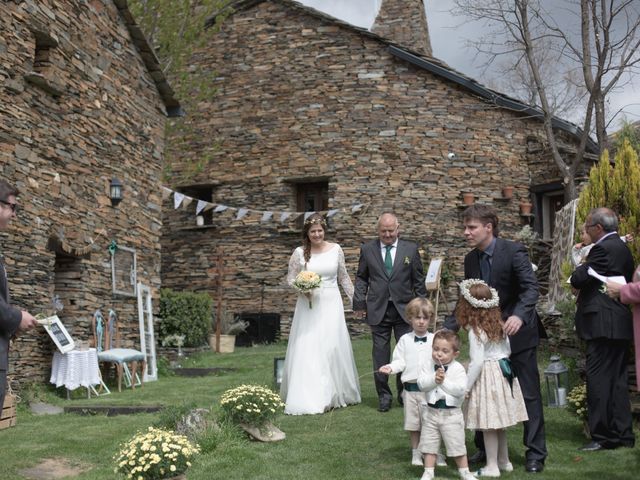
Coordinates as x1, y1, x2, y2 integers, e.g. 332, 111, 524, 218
236, 208, 249, 220
261, 211, 273, 222
173, 192, 185, 209
182, 196, 193, 208
213, 205, 228, 213
161, 187, 172, 200
202, 203, 214, 212
304, 211, 315, 221
196, 200, 208, 215
327, 209, 339, 217
280, 212, 292, 223
351, 203, 363, 212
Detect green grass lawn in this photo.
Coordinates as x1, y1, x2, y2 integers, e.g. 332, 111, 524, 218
1, 337, 638, 479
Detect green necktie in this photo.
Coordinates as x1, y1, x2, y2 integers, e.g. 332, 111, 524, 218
384, 245, 393, 276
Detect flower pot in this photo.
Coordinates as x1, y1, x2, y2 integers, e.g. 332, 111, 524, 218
240, 421, 286, 442
461, 192, 475, 205
519, 201, 533, 215
502, 186, 514, 199
210, 334, 236, 353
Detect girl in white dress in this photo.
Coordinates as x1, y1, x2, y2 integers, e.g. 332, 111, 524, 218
457, 279, 528, 477
280, 213, 361, 415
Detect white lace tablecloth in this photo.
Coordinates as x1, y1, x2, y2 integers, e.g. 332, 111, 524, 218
50, 348, 101, 390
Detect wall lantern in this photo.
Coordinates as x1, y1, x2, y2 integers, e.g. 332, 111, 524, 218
544, 354, 569, 407
109, 178, 123, 207
273, 357, 285, 391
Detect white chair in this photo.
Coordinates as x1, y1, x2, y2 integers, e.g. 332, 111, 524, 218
92, 309, 146, 392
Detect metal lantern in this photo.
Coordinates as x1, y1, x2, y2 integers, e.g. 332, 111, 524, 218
273, 357, 285, 390
544, 355, 569, 407
109, 178, 123, 207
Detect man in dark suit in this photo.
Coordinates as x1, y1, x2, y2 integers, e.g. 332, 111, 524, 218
570, 207, 635, 451
353, 212, 426, 412
0, 179, 38, 408
445, 204, 547, 473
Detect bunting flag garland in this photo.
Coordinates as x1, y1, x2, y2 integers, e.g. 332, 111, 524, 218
160, 186, 368, 226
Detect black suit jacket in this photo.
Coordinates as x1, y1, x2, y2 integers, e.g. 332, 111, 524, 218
446, 237, 542, 353
570, 234, 634, 340
0, 257, 22, 371
353, 239, 426, 325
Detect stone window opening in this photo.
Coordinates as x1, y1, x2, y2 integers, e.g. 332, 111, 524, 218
531, 183, 565, 240
24, 28, 63, 96
179, 184, 216, 226
295, 180, 329, 229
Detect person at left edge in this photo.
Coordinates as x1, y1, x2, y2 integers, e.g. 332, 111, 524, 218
0, 179, 38, 409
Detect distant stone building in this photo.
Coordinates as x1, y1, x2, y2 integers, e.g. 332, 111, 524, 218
0, 0, 180, 386
161, 0, 595, 340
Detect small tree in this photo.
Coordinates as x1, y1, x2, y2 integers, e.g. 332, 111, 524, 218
576, 139, 640, 262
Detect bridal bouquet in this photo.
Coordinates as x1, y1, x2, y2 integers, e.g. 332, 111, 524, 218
293, 270, 321, 308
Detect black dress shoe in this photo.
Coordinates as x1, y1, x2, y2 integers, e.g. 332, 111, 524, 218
378, 398, 392, 412
468, 450, 486, 464
525, 460, 544, 473
580, 441, 604, 452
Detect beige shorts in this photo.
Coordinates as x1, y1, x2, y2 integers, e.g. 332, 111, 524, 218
402, 390, 426, 431
418, 405, 467, 458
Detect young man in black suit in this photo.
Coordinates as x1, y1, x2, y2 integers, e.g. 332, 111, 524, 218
570, 208, 635, 451
445, 204, 547, 473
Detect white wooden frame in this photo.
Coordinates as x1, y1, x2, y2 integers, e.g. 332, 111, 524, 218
42, 315, 75, 353
111, 245, 137, 297
137, 282, 158, 381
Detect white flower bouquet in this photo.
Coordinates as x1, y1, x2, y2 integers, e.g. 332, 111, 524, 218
293, 270, 321, 308
220, 384, 285, 427
114, 427, 200, 479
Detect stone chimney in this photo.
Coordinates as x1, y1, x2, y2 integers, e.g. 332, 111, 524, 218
371, 0, 433, 57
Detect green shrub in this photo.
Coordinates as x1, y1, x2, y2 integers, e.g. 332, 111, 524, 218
154, 402, 197, 430
159, 288, 212, 346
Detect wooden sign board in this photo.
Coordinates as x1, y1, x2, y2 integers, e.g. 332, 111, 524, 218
0, 393, 17, 430
425, 258, 443, 291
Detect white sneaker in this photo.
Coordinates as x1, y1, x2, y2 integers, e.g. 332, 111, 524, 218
498, 462, 513, 472
474, 467, 500, 477
460, 471, 478, 480
412, 449, 424, 466
436, 453, 447, 466
420, 469, 435, 480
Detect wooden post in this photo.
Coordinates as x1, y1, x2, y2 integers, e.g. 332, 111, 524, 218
215, 247, 224, 353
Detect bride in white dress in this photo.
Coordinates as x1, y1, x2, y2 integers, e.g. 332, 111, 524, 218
280, 213, 361, 415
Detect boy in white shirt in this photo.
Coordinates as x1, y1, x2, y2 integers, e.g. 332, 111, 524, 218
417, 329, 475, 480
379, 297, 441, 467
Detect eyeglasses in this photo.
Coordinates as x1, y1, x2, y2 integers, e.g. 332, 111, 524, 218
0, 199, 17, 213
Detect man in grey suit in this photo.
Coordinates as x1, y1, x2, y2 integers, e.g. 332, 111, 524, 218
0, 179, 38, 408
353, 212, 426, 411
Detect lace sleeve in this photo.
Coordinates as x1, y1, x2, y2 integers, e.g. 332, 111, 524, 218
337, 245, 354, 303
287, 247, 303, 288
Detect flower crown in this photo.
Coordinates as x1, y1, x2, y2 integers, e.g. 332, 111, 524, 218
459, 278, 500, 309
304, 216, 326, 226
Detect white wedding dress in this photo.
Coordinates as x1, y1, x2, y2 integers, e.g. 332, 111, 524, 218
281, 243, 361, 415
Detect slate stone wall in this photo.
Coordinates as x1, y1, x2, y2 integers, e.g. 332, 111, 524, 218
161, 1, 582, 339
0, 0, 167, 386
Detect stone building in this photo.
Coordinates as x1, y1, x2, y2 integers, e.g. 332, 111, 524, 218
161, 0, 596, 341
0, 0, 180, 386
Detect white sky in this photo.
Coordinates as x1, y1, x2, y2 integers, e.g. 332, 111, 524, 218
297, 0, 640, 130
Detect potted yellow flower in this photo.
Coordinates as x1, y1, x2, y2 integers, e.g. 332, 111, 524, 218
114, 427, 200, 479
566, 383, 589, 437
219, 384, 286, 442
